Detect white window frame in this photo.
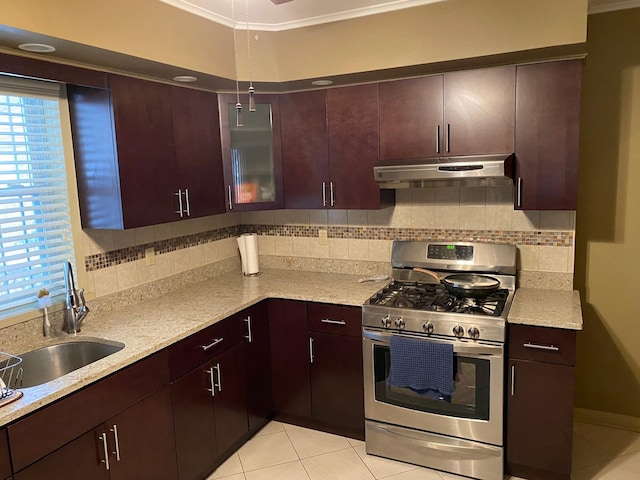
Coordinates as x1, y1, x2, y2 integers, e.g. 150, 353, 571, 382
0, 75, 85, 326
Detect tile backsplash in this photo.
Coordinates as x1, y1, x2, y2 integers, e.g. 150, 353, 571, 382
80, 185, 576, 299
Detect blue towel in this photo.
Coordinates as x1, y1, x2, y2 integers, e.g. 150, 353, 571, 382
388, 335, 454, 400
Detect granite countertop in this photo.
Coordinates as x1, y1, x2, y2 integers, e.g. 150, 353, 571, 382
508, 288, 583, 330
0, 269, 384, 427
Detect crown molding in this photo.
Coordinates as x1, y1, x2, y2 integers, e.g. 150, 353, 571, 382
588, 0, 640, 14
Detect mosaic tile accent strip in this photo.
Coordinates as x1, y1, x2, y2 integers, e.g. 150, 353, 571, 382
84, 224, 573, 272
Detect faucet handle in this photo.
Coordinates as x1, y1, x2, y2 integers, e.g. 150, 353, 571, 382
77, 288, 89, 311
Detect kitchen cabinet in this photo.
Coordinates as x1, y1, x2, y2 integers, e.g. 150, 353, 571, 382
514, 60, 582, 210
0, 429, 10, 480
280, 86, 393, 210
68, 75, 225, 229
380, 66, 515, 160
242, 301, 273, 433
170, 315, 248, 480
307, 303, 364, 437
8, 351, 175, 479
218, 93, 284, 212
506, 324, 577, 480
269, 299, 311, 419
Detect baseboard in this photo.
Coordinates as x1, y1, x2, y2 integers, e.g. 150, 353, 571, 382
574, 407, 640, 432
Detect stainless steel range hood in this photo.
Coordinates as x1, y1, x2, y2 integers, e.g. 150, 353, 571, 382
374, 153, 515, 188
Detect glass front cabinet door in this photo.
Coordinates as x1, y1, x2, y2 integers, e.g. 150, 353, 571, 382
218, 93, 284, 211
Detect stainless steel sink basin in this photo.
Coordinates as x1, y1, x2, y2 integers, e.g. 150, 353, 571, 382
15, 339, 125, 388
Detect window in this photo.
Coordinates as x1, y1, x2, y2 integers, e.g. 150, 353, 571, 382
0, 76, 75, 319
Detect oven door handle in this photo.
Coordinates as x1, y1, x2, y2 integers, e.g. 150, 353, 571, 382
362, 329, 503, 356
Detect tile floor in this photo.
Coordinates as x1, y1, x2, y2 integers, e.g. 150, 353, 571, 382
206, 421, 640, 480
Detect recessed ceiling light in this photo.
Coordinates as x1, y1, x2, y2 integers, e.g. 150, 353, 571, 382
18, 43, 56, 53
311, 79, 333, 86
173, 75, 198, 83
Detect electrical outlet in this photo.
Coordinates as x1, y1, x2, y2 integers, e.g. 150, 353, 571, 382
318, 229, 328, 245
145, 247, 156, 266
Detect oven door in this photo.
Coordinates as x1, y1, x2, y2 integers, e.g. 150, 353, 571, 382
363, 328, 504, 446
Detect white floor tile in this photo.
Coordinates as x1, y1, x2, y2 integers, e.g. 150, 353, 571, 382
353, 444, 418, 478
205, 473, 245, 480
244, 461, 311, 480
237, 431, 299, 472
572, 431, 618, 471
348, 438, 366, 447
208, 453, 243, 478
286, 425, 352, 459
255, 421, 286, 437
574, 422, 640, 456
571, 454, 640, 480
380, 468, 444, 480
302, 447, 376, 480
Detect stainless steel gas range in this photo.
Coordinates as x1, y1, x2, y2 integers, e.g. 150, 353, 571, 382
362, 241, 517, 480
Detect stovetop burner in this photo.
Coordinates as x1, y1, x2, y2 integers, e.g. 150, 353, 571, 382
367, 280, 509, 317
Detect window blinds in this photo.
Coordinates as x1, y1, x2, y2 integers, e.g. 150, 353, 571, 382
0, 76, 75, 317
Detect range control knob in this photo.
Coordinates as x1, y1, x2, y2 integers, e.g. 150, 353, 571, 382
453, 325, 465, 338
381, 315, 391, 328
394, 318, 405, 330
468, 327, 480, 339
423, 321, 434, 334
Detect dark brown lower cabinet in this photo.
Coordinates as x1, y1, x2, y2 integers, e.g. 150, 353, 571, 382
309, 332, 364, 435
0, 429, 11, 480
171, 342, 248, 480
14, 388, 176, 480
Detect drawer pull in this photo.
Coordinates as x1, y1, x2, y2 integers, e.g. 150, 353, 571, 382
244, 316, 253, 343
511, 364, 515, 396
110, 424, 121, 461
206, 367, 215, 397
321, 318, 346, 326
201, 337, 224, 351
523, 342, 559, 352
99, 433, 110, 471
214, 363, 222, 392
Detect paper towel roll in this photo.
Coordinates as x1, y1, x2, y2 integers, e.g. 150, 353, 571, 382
238, 233, 260, 276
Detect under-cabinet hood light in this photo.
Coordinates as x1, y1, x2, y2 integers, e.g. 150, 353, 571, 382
172, 75, 198, 83
18, 43, 56, 53
312, 79, 333, 86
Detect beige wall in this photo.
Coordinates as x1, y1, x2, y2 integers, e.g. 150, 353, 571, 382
575, 8, 640, 419
4, 0, 587, 82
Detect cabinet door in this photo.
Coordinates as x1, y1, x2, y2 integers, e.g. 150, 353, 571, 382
107, 387, 177, 480
14, 428, 109, 480
212, 342, 248, 457
243, 302, 273, 433
171, 364, 217, 480
0, 429, 10, 480
310, 332, 364, 435
281, 90, 329, 209
507, 359, 574, 479
379, 75, 444, 161
172, 87, 226, 218
444, 66, 515, 156
109, 75, 178, 227
328, 84, 394, 209
268, 299, 311, 418
515, 60, 582, 210
219, 93, 284, 211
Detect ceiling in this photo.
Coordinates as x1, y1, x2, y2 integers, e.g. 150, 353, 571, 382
159, 0, 640, 31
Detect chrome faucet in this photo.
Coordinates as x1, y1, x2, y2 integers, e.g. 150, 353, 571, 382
63, 261, 89, 334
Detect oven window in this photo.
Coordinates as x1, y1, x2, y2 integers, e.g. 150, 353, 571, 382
373, 344, 491, 420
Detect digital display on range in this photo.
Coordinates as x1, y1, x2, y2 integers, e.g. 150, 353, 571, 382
427, 244, 474, 260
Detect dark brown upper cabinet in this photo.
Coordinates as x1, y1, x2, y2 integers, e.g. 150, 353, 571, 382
281, 85, 393, 209
515, 60, 582, 210
68, 75, 226, 229
380, 66, 516, 160
218, 93, 284, 212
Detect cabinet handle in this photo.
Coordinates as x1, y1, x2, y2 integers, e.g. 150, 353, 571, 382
244, 315, 253, 343
330, 182, 335, 207
322, 182, 327, 207
175, 189, 184, 217
446, 124, 451, 153
214, 363, 222, 392
510, 364, 515, 396
228, 185, 233, 210
184, 188, 190, 217
436, 125, 441, 154
516, 177, 523, 208
321, 318, 346, 326
206, 367, 216, 397
99, 433, 110, 471
523, 342, 560, 352
201, 337, 224, 351
109, 424, 121, 462
309, 337, 314, 364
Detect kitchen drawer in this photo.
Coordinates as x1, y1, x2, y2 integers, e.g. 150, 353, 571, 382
307, 303, 361, 338
508, 324, 576, 366
169, 314, 243, 380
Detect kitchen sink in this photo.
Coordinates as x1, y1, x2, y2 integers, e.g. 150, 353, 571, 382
14, 339, 125, 388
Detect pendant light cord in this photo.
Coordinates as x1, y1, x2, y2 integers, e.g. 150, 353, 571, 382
245, 0, 253, 89
231, 0, 240, 104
